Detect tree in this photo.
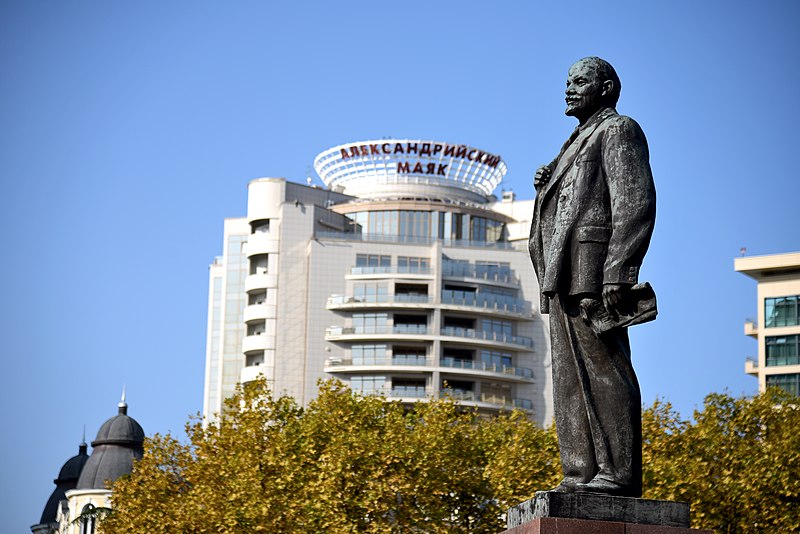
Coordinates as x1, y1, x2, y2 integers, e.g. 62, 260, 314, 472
100, 381, 800, 533
643, 389, 800, 533
100, 379, 559, 533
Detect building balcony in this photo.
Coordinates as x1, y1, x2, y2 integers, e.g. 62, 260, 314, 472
439, 390, 533, 412
242, 333, 275, 354
240, 364, 272, 384
441, 264, 520, 287
325, 356, 431, 372
325, 325, 533, 349
245, 231, 279, 256
440, 326, 533, 349
325, 325, 432, 341
348, 266, 434, 279
439, 358, 534, 382
327, 294, 433, 310
440, 292, 529, 317
243, 304, 275, 323
744, 319, 758, 338
324, 355, 533, 383
244, 272, 278, 292
316, 231, 513, 250
744, 357, 759, 377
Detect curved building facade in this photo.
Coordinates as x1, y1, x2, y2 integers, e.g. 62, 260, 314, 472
204, 140, 553, 424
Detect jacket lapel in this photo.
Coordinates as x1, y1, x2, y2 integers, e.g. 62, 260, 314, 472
539, 108, 616, 202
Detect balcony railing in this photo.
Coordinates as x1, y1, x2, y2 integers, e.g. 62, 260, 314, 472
328, 294, 433, 307
441, 264, 519, 285
326, 325, 431, 337
440, 326, 533, 347
439, 357, 533, 379
389, 386, 429, 398
350, 265, 433, 276
439, 390, 533, 411
325, 356, 430, 368
316, 231, 512, 249
440, 290, 527, 314
325, 325, 533, 348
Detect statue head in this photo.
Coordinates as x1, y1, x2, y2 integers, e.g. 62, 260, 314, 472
565, 57, 621, 123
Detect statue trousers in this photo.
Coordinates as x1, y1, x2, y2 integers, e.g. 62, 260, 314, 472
549, 293, 642, 496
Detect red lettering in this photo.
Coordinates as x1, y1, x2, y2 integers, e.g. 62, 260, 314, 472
370, 144, 380, 155
437, 164, 447, 175
412, 162, 423, 173
394, 144, 405, 154
426, 163, 435, 174
444, 145, 456, 157
397, 161, 410, 173
382, 143, 391, 154
340, 148, 350, 159
433, 144, 443, 155
407, 143, 418, 154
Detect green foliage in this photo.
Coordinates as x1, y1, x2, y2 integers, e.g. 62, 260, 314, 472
101, 382, 800, 533
101, 379, 559, 533
643, 388, 800, 533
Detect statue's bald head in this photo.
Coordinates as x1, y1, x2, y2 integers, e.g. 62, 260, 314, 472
571, 57, 621, 107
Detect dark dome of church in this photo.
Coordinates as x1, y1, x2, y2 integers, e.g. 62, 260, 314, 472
56, 443, 90, 482
92, 407, 145, 446
76, 403, 145, 490
38, 442, 89, 525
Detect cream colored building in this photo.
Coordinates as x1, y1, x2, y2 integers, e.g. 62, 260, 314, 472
203, 140, 554, 425
735, 251, 800, 395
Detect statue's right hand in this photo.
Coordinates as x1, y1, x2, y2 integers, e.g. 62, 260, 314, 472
534, 166, 551, 190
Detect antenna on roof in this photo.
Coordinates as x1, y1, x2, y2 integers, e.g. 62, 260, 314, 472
80, 424, 88, 453
118, 385, 128, 414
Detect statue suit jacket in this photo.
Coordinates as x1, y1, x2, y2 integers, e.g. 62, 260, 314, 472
529, 107, 656, 314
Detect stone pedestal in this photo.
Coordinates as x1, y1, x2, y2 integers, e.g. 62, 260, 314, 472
500, 492, 711, 534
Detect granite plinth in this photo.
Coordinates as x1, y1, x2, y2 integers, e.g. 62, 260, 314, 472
507, 492, 691, 529
501, 517, 711, 534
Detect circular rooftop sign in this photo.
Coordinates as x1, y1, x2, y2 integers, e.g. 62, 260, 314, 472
314, 139, 507, 203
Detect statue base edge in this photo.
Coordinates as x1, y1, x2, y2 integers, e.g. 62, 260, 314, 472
506, 491, 696, 530
499, 516, 712, 534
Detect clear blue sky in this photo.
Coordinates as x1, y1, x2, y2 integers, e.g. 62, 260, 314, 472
2, 0, 798, 530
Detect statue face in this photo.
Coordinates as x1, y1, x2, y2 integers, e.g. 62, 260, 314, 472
565, 60, 605, 121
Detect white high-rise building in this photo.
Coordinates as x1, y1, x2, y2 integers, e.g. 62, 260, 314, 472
736, 251, 800, 395
203, 140, 554, 425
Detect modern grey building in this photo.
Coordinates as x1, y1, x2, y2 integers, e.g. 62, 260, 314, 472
203, 140, 554, 425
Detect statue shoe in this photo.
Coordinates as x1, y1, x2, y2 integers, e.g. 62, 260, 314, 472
548, 478, 580, 493
574, 477, 627, 495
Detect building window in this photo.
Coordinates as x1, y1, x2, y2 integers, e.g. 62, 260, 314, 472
351, 375, 386, 395
481, 319, 513, 337
351, 344, 387, 365
766, 374, 800, 396
470, 216, 505, 242
250, 219, 269, 233
355, 254, 391, 268
766, 335, 800, 366
392, 378, 427, 397
249, 254, 268, 275
480, 350, 513, 368
80, 504, 96, 534
352, 313, 387, 334
392, 347, 427, 366
353, 283, 388, 303
765, 296, 800, 328
475, 261, 512, 281
397, 256, 430, 273
398, 210, 431, 238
